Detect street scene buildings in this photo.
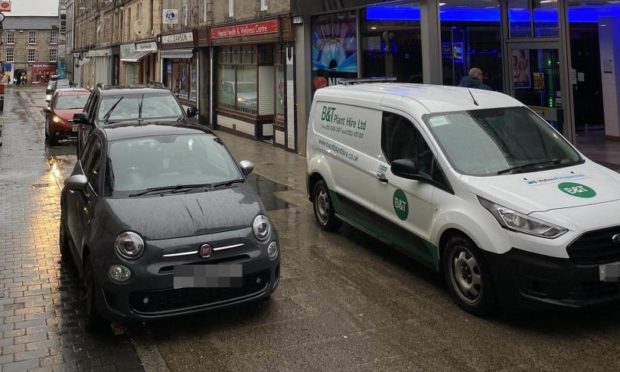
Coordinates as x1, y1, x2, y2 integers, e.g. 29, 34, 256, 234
2, 0, 620, 371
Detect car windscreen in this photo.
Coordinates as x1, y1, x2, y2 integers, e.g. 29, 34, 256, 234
423, 107, 582, 176
97, 93, 184, 123
55, 94, 89, 110
105, 134, 242, 194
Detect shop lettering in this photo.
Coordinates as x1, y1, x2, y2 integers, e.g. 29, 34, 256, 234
211, 20, 279, 39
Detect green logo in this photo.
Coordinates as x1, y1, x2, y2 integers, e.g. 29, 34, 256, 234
558, 182, 596, 198
393, 189, 409, 220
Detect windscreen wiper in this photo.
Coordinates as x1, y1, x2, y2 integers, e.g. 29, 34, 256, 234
137, 94, 144, 125
103, 97, 124, 125
210, 179, 245, 189
129, 183, 211, 197
497, 159, 566, 175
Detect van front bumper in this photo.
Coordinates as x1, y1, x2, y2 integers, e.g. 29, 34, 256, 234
483, 248, 620, 309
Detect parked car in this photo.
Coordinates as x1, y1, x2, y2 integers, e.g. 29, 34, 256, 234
73, 85, 198, 155
45, 80, 57, 103
306, 82, 620, 315
60, 123, 280, 323
44, 88, 90, 145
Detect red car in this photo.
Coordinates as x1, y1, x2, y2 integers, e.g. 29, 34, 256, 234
44, 88, 90, 145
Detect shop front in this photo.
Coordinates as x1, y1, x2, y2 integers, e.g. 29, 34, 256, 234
30, 63, 58, 84
159, 31, 197, 107
210, 16, 295, 147
120, 41, 158, 85
81, 48, 112, 88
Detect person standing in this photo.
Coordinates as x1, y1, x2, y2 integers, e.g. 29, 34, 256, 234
458, 68, 492, 90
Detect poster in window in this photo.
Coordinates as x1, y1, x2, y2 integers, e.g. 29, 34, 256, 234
311, 12, 357, 91
533, 72, 545, 91
512, 49, 531, 89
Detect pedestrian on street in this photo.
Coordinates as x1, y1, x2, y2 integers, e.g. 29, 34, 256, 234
459, 67, 492, 90
21, 75, 27, 85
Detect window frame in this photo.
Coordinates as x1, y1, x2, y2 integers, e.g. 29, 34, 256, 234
49, 30, 59, 44
49, 49, 58, 63
27, 49, 36, 63
80, 136, 104, 196
28, 31, 36, 45
5, 48, 14, 63
6, 31, 15, 45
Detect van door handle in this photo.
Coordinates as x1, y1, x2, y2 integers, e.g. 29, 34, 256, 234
375, 172, 388, 183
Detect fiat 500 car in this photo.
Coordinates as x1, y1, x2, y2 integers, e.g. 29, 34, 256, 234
60, 123, 280, 323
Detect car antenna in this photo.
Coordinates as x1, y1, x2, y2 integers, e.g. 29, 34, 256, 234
138, 94, 144, 125
468, 89, 479, 106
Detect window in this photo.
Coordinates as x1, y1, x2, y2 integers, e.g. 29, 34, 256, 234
381, 113, 434, 178
5, 49, 14, 63
137, 2, 142, 19
28, 31, 36, 44
260, 0, 267, 11
28, 49, 36, 63
229, 0, 234, 17
6, 31, 15, 45
49, 30, 58, 44
216, 46, 258, 115
49, 49, 58, 62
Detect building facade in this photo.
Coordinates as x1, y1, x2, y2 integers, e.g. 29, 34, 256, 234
1, 17, 59, 85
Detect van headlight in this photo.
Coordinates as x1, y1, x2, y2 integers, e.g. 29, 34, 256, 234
252, 215, 271, 241
114, 231, 145, 259
478, 197, 567, 239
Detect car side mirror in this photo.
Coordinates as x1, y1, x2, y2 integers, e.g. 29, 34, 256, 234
391, 159, 420, 179
43, 107, 51, 113
65, 174, 88, 192
187, 106, 198, 118
239, 160, 254, 176
73, 112, 90, 125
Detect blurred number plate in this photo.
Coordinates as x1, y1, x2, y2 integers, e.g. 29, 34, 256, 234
72, 125, 78, 132
173, 264, 243, 288
599, 262, 620, 282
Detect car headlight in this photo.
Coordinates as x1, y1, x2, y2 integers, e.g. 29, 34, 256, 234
252, 215, 271, 241
478, 197, 567, 239
52, 115, 63, 124
114, 231, 145, 259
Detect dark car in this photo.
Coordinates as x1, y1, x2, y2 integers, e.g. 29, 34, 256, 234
73, 85, 198, 155
44, 88, 90, 145
60, 124, 280, 323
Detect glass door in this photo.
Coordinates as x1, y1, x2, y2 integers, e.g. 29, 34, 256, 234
508, 43, 565, 134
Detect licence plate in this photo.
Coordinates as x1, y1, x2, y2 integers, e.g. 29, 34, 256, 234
599, 262, 620, 282
173, 264, 243, 288
72, 125, 78, 132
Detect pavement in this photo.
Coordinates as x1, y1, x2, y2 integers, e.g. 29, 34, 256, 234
3, 86, 620, 371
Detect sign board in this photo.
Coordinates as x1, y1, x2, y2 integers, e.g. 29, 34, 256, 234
0, 0, 10, 12
210, 19, 279, 39
161, 32, 193, 44
136, 42, 157, 52
162, 9, 178, 25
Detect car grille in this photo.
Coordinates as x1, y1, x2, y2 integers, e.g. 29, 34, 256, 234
567, 226, 620, 265
566, 282, 620, 301
129, 270, 270, 314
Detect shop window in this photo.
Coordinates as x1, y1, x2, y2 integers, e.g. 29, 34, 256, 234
311, 11, 358, 92
163, 57, 197, 104
216, 46, 259, 116
274, 45, 286, 126
440, 0, 503, 91
508, 0, 559, 39
361, 2, 423, 83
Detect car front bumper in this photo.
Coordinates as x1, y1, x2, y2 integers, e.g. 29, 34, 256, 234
484, 248, 620, 310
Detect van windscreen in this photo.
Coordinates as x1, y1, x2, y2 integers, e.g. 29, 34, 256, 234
424, 107, 583, 176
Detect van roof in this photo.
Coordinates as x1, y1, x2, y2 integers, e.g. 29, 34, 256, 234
313, 83, 523, 114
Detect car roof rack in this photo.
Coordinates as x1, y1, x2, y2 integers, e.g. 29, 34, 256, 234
338, 77, 397, 86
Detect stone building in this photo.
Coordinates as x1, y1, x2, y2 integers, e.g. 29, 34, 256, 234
1, 16, 60, 84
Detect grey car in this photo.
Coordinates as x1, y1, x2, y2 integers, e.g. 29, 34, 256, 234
60, 123, 280, 323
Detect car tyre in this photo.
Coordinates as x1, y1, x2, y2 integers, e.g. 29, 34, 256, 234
83, 259, 105, 330
443, 235, 497, 316
59, 207, 71, 259
312, 180, 341, 232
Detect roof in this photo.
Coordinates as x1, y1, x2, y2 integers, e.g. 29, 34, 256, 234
98, 85, 169, 96
313, 83, 523, 115
3, 16, 59, 30
101, 124, 212, 142
55, 88, 90, 96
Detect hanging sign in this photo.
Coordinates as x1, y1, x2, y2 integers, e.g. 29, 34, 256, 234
0, 1, 10, 12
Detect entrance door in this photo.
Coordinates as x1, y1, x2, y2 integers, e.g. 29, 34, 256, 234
508, 43, 565, 135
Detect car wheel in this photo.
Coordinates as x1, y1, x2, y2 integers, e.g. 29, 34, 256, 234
59, 208, 71, 259
83, 259, 105, 329
44, 120, 50, 144
312, 180, 341, 232
49, 132, 58, 146
443, 235, 497, 316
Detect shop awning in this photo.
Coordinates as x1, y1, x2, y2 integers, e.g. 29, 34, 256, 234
121, 50, 154, 63
160, 49, 194, 59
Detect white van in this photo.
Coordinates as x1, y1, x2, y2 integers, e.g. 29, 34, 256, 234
306, 82, 620, 315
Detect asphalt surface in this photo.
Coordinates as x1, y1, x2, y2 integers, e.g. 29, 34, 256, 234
3, 87, 620, 371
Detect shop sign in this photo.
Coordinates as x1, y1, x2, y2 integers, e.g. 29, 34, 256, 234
32, 63, 57, 69
210, 19, 279, 39
163, 9, 178, 25
161, 32, 193, 44
87, 49, 111, 57
136, 42, 157, 52
0, 0, 11, 12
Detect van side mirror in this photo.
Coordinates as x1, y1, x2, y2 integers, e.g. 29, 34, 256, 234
239, 160, 254, 176
65, 174, 88, 192
391, 159, 420, 179
187, 106, 198, 118
73, 112, 90, 125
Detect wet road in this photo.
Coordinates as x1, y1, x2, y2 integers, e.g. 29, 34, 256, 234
4, 87, 620, 371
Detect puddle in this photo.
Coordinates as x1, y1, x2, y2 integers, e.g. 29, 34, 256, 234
246, 174, 291, 211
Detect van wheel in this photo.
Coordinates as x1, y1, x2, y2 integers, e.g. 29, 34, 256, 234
443, 235, 497, 316
313, 180, 341, 232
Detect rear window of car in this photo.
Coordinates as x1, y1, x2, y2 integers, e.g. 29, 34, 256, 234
98, 93, 184, 122
55, 94, 89, 110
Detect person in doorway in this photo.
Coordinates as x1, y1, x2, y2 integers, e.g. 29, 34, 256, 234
21, 74, 27, 85
458, 68, 492, 90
